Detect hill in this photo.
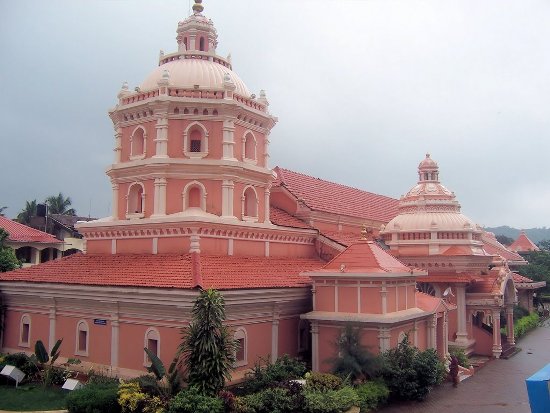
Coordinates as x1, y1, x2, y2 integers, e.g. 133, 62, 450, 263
484, 226, 550, 245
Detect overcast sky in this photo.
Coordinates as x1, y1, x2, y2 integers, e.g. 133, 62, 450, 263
1, 0, 549, 228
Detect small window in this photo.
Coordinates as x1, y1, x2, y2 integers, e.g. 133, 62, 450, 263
76, 320, 89, 356
20, 315, 31, 347
244, 133, 256, 161
190, 140, 201, 152
174, 107, 180, 114
188, 186, 201, 208
144, 328, 161, 366
130, 127, 146, 158
199, 37, 205, 51
243, 187, 258, 219
189, 129, 202, 152
234, 328, 247, 367
127, 183, 144, 216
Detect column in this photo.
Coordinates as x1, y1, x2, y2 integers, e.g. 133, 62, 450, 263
152, 178, 167, 217
506, 306, 515, 345
222, 120, 236, 160
381, 283, 388, 314
114, 127, 122, 163
378, 327, 391, 353
492, 309, 502, 358
455, 284, 468, 344
48, 302, 56, 353
263, 133, 270, 168
153, 116, 169, 158
112, 183, 119, 220
48, 248, 54, 261
264, 187, 271, 223
111, 307, 120, 369
222, 180, 235, 218
311, 321, 319, 372
31, 248, 40, 265
271, 311, 279, 363
56, 249, 62, 259
429, 314, 437, 349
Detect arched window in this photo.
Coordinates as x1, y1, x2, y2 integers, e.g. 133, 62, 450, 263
243, 132, 257, 162
234, 327, 247, 367
130, 127, 146, 159
174, 107, 180, 114
183, 122, 209, 158
199, 37, 205, 51
127, 183, 145, 218
144, 328, 160, 366
242, 186, 258, 221
75, 320, 89, 356
183, 181, 207, 212
19, 314, 31, 347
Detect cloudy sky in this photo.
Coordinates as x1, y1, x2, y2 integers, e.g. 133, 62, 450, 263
1, 0, 549, 228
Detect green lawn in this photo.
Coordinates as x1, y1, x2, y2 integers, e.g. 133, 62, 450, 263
0, 384, 68, 411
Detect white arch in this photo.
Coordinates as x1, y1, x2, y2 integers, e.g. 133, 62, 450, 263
183, 121, 209, 158
182, 180, 208, 211
241, 185, 259, 221
126, 182, 145, 218
130, 125, 147, 159
234, 327, 247, 367
19, 314, 31, 347
144, 327, 161, 366
75, 319, 90, 356
242, 130, 257, 163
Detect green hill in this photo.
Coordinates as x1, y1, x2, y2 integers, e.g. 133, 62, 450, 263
484, 226, 550, 244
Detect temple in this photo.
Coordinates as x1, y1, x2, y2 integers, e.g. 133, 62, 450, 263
0, 1, 544, 378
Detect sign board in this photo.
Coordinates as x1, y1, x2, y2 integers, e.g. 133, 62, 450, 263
94, 319, 107, 326
0, 365, 25, 387
62, 378, 84, 391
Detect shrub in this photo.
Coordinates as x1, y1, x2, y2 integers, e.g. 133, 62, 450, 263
168, 386, 223, 413
304, 386, 359, 413
118, 381, 165, 413
219, 390, 236, 413
448, 347, 470, 368
379, 334, 443, 401
355, 381, 389, 412
241, 387, 299, 413
513, 305, 530, 321
331, 324, 379, 381
515, 313, 540, 339
239, 354, 307, 394
305, 372, 343, 392
66, 382, 121, 413
3, 352, 38, 378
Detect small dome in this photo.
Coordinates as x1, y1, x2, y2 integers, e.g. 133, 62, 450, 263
140, 59, 251, 96
419, 153, 438, 170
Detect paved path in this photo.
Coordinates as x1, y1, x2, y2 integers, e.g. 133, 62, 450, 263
380, 319, 550, 413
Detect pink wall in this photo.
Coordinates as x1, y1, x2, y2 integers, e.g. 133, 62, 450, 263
278, 317, 300, 357
270, 242, 316, 258
242, 322, 272, 365
2, 311, 49, 352
338, 286, 357, 313
315, 285, 335, 312
86, 240, 113, 254
55, 317, 111, 365
318, 325, 340, 372
472, 323, 493, 356
361, 286, 382, 313
117, 238, 153, 254
157, 236, 190, 253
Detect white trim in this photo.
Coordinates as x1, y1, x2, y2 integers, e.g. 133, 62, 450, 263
19, 314, 31, 348
183, 121, 209, 159
234, 327, 248, 367
144, 327, 161, 367
129, 125, 147, 160
75, 319, 90, 357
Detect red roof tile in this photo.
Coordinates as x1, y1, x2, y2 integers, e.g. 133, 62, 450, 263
481, 231, 525, 262
270, 206, 311, 229
512, 273, 534, 283
319, 241, 413, 274
0, 253, 324, 290
273, 167, 399, 222
320, 231, 362, 247
0, 216, 61, 244
416, 274, 482, 283
509, 231, 540, 252
416, 291, 447, 313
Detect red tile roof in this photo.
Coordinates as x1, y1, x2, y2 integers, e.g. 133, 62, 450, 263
0, 216, 61, 244
416, 291, 449, 313
273, 167, 399, 222
319, 241, 413, 274
270, 206, 311, 229
0, 253, 324, 290
320, 231, 362, 247
416, 274, 482, 283
509, 231, 540, 252
481, 231, 525, 263
512, 273, 534, 283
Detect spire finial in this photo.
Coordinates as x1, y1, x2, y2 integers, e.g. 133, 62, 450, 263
192, 0, 204, 14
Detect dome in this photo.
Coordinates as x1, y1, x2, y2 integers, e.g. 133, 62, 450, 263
387, 212, 477, 232
140, 59, 251, 96
418, 153, 438, 170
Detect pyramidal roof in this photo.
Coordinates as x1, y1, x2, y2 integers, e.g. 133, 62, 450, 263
0, 216, 61, 244
318, 241, 416, 274
509, 231, 540, 252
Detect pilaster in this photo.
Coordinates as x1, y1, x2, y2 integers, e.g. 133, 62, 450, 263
114, 127, 122, 163
492, 309, 502, 358
153, 116, 169, 158
222, 180, 235, 218
112, 182, 119, 220
222, 120, 236, 160
311, 321, 319, 372
48, 300, 56, 353
152, 178, 167, 217
455, 284, 468, 344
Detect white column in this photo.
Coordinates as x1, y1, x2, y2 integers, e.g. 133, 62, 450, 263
492, 309, 502, 358
111, 311, 120, 368
311, 321, 319, 372
381, 283, 388, 314
378, 327, 391, 353
455, 284, 468, 344
189, 34, 196, 51
271, 312, 279, 363
31, 248, 40, 265
506, 306, 515, 345
264, 241, 270, 257
227, 238, 234, 256
56, 249, 62, 259
152, 178, 167, 217
153, 116, 169, 158
264, 187, 271, 223
112, 183, 119, 220
114, 127, 122, 163
443, 311, 449, 356
222, 180, 235, 218
152, 237, 158, 255
111, 239, 117, 254
222, 120, 236, 160
263, 133, 270, 168
48, 303, 56, 353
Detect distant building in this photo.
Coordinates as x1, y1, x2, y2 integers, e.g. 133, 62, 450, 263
509, 231, 540, 253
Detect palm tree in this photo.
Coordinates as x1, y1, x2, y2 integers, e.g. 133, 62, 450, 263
16, 200, 37, 224
45, 193, 76, 216
0, 206, 6, 217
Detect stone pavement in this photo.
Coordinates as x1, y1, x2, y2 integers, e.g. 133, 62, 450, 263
380, 319, 550, 413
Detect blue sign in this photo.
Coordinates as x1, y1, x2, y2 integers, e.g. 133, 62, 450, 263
94, 319, 107, 326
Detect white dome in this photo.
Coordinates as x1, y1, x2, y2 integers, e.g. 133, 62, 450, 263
386, 212, 477, 232
140, 59, 251, 96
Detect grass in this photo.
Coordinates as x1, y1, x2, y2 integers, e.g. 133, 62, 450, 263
0, 383, 68, 411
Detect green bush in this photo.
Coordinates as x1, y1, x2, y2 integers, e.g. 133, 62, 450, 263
66, 382, 121, 413
168, 386, 223, 413
3, 352, 38, 378
305, 372, 343, 392
380, 335, 444, 401
515, 312, 540, 339
355, 381, 389, 413
118, 381, 165, 413
448, 347, 470, 368
513, 305, 530, 321
238, 355, 307, 395
240, 386, 299, 413
304, 386, 359, 413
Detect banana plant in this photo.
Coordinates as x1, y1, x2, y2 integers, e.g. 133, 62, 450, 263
144, 348, 180, 399
34, 339, 63, 386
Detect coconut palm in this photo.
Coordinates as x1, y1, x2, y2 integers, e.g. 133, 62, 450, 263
16, 200, 37, 224
45, 193, 76, 216
0, 206, 6, 217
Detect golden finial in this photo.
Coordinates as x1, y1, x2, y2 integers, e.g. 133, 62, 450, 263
193, 0, 204, 14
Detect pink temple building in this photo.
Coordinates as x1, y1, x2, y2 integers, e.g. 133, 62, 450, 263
0, 1, 544, 379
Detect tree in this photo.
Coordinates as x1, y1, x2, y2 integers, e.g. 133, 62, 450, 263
45, 193, 76, 215
518, 250, 550, 295
0, 229, 20, 272
0, 206, 7, 217
178, 289, 237, 395
330, 323, 379, 381
16, 200, 37, 224
496, 234, 515, 246
538, 240, 550, 252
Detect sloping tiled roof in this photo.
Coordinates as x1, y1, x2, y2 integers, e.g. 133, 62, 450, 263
512, 273, 534, 283
481, 231, 525, 262
509, 231, 540, 252
0, 216, 61, 244
320, 231, 362, 247
273, 167, 399, 222
0, 253, 324, 290
318, 241, 413, 274
270, 206, 311, 229
49, 214, 96, 230
416, 291, 451, 313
